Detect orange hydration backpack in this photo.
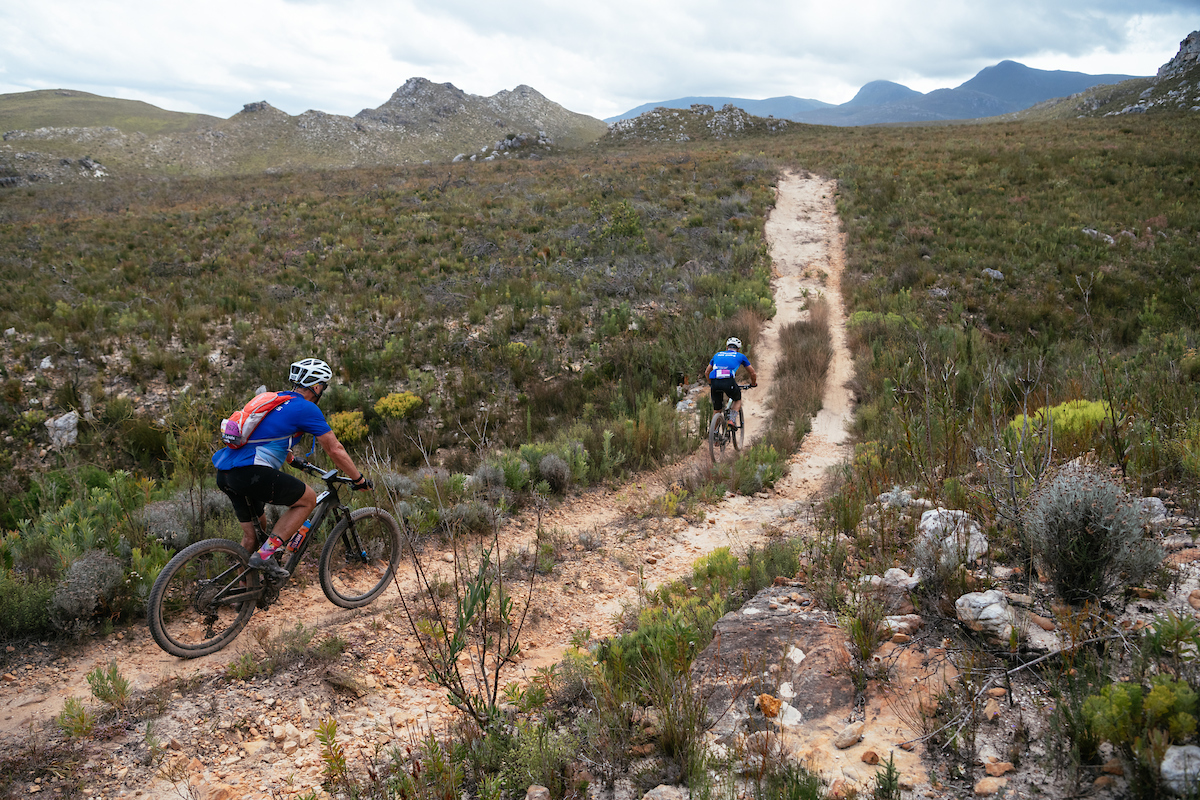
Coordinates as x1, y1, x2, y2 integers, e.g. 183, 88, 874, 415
220, 392, 292, 448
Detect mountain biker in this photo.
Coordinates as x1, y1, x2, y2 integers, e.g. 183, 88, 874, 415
213, 358, 373, 579
704, 337, 758, 428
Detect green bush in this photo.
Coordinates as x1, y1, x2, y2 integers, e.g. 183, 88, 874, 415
1008, 399, 1113, 459
741, 538, 800, 597
1024, 465, 1161, 606
0, 570, 52, 639
1084, 675, 1198, 797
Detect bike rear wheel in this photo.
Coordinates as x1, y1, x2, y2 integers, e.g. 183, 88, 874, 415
708, 412, 727, 462
147, 538, 259, 658
319, 507, 402, 608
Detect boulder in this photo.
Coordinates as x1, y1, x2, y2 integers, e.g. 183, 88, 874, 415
955, 590, 1015, 644
914, 508, 988, 575
691, 585, 853, 741
1162, 745, 1200, 796
45, 410, 80, 449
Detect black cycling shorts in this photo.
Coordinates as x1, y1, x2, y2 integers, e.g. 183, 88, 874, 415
709, 376, 741, 411
216, 466, 307, 523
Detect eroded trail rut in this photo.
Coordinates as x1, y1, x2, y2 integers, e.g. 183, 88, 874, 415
0, 173, 855, 799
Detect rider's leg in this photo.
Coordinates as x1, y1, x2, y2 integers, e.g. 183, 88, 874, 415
271, 484, 317, 547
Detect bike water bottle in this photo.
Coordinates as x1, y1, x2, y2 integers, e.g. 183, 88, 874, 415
285, 518, 313, 554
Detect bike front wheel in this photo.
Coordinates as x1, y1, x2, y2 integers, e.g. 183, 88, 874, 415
732, 408, 745, 451
708, 412, 727, 462
147, 538, 259, 658
319, 507, 402, 608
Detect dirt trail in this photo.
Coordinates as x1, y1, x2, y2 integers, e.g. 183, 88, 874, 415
0, 172, 855, 798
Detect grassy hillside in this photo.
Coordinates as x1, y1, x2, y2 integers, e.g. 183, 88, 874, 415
0, 89, 219, 135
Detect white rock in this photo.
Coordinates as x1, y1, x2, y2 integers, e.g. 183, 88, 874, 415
1162, 744, 1200, 796
917, 507, 989, 568
45, 411, 80, 449
956, 590, 1014, 643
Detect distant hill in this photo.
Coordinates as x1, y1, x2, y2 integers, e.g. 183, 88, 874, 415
0, 89, 220, 136
1007, 30, 1200, 121
607, 95, 831, 123
0, 80, 608, 185
614, 61, 1144, 127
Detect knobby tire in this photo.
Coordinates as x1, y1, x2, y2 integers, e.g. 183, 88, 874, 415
318, 507, 402, 608
708, 412, 728, 462
147, 538, 259, 658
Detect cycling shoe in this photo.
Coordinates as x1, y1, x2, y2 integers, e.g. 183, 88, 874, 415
248, 553, 290, 581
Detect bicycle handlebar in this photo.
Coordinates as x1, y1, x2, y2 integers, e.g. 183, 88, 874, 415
289, 455, 355, 485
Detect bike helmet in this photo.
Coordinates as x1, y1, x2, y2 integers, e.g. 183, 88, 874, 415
726, 337, 742, 350
289, 358, 333, 388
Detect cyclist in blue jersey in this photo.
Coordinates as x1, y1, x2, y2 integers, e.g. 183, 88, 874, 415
213, 358, 372, 579
704, 337, 758, 428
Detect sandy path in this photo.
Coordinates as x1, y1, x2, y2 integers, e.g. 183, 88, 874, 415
0, 172, 856, 798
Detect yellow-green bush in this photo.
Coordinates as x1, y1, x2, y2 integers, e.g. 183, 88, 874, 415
374, 391, 423, 420
329, 411, 368, 444
1008, 399, 1113, 458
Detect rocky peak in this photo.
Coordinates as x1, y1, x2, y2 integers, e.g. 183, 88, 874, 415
1158, 30, 1200, 79
234, 101, 289, 121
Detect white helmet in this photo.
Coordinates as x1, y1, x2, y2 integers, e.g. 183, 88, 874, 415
726, 337, 742, 350
289, 358, 333, 387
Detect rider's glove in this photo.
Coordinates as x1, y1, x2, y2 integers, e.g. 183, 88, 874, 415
351, 475, 373, 491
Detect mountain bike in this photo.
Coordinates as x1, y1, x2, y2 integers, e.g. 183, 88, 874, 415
147, 458, 402, 658
708, 384, 752, 462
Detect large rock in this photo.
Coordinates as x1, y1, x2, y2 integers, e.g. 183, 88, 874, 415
955, 590, 1015, 644
691, 585, 932, 793
45, 410, 80, 449
691, 585, 853, 741
1162, 745, 1200, 796
914, 508, 988, 579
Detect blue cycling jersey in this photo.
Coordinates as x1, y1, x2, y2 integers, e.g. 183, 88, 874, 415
212, 391, 332, 471
707, 349, 750, 380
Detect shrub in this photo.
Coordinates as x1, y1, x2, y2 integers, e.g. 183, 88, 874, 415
87, 660, 131, 710
538, 454, 571, 494
0, 570, 53, 639
328, 410, 368, 444
48, 549, 125, 635
139, 498, 193, 551
1024, 464, 1161, 606
374, 391, 423, 419
740, 538, 800, 597
1008, 399, 1113, 459
501, 721, 581, 799
1084, 676, 1198, 796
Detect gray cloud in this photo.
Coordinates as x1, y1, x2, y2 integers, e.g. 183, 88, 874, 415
0, 0, 1195, 121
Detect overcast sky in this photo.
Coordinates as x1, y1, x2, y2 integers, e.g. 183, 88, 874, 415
2, 1, 1197, 121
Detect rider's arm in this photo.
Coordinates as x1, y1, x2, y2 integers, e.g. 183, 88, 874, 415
746, 364, 758, 386
315, 431, 364, 482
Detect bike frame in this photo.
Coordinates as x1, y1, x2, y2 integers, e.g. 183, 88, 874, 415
210, 461, 354, 609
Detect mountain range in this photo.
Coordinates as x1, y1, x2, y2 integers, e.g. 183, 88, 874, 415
607, 61, 1143, 126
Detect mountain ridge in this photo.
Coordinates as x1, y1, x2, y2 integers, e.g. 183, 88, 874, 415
0, 79, 608, 184
609, 60, 1144, 126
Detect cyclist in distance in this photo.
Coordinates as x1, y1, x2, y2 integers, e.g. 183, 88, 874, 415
704, 337, 758, 428
213, 358, 372, 579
